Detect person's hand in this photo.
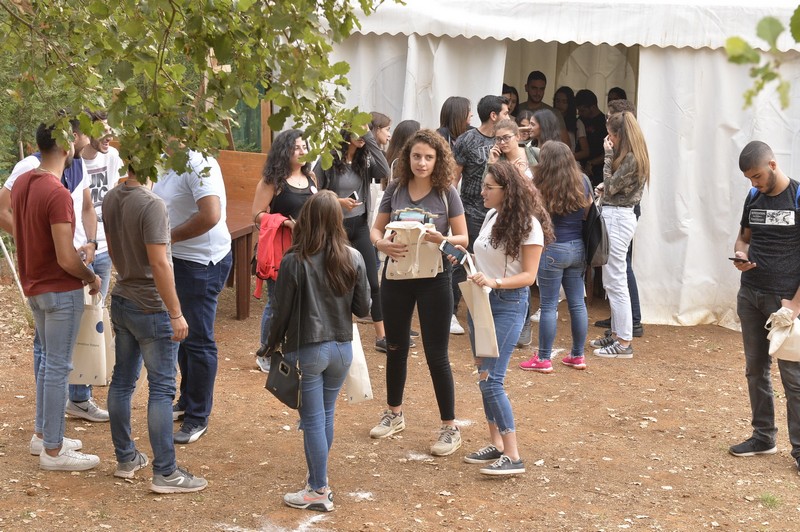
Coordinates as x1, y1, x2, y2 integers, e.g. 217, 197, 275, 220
781, 298, 800, 320
423, 228, 446, 246
377, 233, 407, 261
594, 182, 604, 198
87, 275, 102, 295
79, 244, 95, 265
171, 315, 189, 342
603, 136, 614, 152
488, 144, 501, 164
339, 197, 362, 212
445, 244, 468, 265
732, 251, 757, 272
282, 218, 296, 230
468, 271, 498, 289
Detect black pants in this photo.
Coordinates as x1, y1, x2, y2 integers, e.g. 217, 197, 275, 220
344, 215, 382, 322
381, 265, 455, 421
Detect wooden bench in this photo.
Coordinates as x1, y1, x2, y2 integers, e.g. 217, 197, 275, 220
218, 149, 267, 320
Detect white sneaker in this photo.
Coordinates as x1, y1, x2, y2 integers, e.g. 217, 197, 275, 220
29, 434, 82, 456
256, 355, 271, 373
430, 425, 462, 456
530, 308, 557, 323
450, 314, 465, 335
65, 399, 109, 422
39, 447, 100, 471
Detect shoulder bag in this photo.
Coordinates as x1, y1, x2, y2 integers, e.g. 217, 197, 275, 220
264, 260, 303, 409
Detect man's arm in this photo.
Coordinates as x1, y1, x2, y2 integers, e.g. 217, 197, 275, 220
79, 188, 98, 264
0, 187, 12, 234
52, 222, 101, 294
146, 242, 188, 341
170, 195, 221, 243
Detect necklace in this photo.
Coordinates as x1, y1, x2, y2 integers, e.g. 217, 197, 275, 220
286, 175, 308, 188
37, 167, 60, 178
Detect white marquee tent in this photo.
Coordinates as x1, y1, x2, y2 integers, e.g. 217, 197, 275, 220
332, 0, 800, 328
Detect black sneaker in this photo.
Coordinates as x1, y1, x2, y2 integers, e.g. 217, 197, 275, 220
172, 404, 185, 422
375, 338, 387, 353
410, 329, 420, 338
594, 317, 611, 328
479, 455, 526, 476
174, 422, 208, 444
604, 325, 644, 338
729, 437, 777, 457
464, 444, 503, 464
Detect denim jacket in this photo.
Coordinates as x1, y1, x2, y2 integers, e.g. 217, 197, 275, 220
266, 246, 370, 353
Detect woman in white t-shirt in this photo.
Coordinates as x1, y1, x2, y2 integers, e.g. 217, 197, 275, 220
454, 160, 553, 476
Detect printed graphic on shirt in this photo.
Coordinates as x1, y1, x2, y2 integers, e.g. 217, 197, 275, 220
392, 207, 439, 225
749, 209, 796, 226
88, 163, 110, 218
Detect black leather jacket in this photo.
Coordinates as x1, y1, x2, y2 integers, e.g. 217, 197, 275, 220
266, 247, 370, 353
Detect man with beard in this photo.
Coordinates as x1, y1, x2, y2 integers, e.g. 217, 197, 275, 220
9, 123, 102, 470
729, 141, 800, 472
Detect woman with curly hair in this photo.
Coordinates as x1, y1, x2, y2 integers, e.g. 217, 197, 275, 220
314, 129, 390, 351
589, 112, 649, 359
251, 129, 317, 372
520, 141, 591, 373
369, 129, 468, 456
456, 160, 551, 475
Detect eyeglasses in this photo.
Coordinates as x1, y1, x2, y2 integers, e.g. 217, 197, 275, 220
495, 134, 515, 144
481, 183, 505, 190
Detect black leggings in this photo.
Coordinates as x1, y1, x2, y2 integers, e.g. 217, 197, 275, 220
381, 265, 455, 421
344, 215, 382, 322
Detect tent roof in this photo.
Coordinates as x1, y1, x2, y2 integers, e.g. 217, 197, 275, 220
356, 0, 800, 51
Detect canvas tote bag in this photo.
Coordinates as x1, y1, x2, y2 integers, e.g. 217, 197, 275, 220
70, 286, 109, 385
345, 323, 373, 404
458, 256, 499, 358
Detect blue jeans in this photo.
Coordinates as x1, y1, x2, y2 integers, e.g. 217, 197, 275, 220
468, 287, 527, 433
108, 296, 179, 475
737, 286, 800, 457
537, 240, 588, 360
173, 252, 233, 426
259, 278, 278, 345
29, 288, 84, 449
286, 341, 353, 491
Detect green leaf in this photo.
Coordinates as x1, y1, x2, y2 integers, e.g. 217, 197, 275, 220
791, 6, 800, 43
241, 83, 259, 108
756, 17, 784, 49
725, 37, 760, 64
114, 61, 134, 82
777, 80, 791, 109
237, 0, 257, 10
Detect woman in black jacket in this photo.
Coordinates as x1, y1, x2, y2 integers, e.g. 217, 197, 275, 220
267, 190, 370, 512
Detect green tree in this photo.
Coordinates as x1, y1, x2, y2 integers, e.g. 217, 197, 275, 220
726, 7, 800, 109
0, 0, 395, 181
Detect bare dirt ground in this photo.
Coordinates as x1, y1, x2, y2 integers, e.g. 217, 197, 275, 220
2, 279, 800, 532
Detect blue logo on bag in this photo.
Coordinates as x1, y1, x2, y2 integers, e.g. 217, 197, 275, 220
96, 321, 104, 334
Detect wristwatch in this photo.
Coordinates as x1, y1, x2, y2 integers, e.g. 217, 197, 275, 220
495, 278, 503, 288
87, 239, 98, 250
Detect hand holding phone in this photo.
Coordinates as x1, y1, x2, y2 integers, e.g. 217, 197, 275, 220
728, 257, 749, 263
347, 190, 360, 201
440, 240, 467, 264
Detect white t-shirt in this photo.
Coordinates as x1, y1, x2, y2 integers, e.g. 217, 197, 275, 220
152, 150, 231, 265
83, 146, 124, 254
473, 209, 544, 280
5, 155, 91, 249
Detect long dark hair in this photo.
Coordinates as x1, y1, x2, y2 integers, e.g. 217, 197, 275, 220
554, 86, 578, 134
290, 190, 357, 296
486, 161, 554, 261
533, 109, 561, 144
439, 96, 471, 140
393, 129, 454, 193
534, 141, 591, 215
261, 129, 313, 191
330, 129, 369, 177
385, 120, 421, 168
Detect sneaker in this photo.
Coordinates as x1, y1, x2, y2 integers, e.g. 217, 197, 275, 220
605, 325, 644, 338
589, 335, 615, 349
369, 410, 405, 438
114, 450, 149, 479
430, 425, 462, 456
450, 314, 465, 335
174, 422, 208, 444
530, 309, 557, 323
65, 399, 109, 422
516, 321, 532, 347
519, 355, 553, 373
256, 354, 271, 373
594, 317, 611, 328
410, 329, 420, 338
375, 337, 387, 353
561, 355, 587, 370
150, 466, 208, 494
39, 447, 100, 471
464, 444, 503, 464
479, 455, 526, 476
30, 434, 81, 456
283, 486, 334, 512
729, 437, 778, 457
593, 341, 634, 358
172, 404, 185, 422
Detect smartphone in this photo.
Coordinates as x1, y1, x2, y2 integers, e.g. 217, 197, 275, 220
347, 190, 359, 201
440, 240, 467, 264
728, 257, 749, 263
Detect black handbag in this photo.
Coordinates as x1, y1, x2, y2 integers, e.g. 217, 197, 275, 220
264, 261, 303, 409
582, 176, 609, 268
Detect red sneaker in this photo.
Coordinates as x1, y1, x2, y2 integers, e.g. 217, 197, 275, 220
561, 355, 587, 370
519, 354, 553, 373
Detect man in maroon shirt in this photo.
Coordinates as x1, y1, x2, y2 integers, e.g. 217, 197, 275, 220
11, 123, 102, 471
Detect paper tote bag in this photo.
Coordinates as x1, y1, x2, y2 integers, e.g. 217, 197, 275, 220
384, 221, 443, 280
458, 259, 499, 358
765, 307, 800, 362
345, 323, 373, 404
70, 287, 108, 386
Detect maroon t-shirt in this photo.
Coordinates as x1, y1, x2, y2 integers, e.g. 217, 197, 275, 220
11, 169, 82, 296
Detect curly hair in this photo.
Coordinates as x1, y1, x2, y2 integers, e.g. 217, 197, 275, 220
393, 129, 454, 193
533, 141, 591, 215
261, 129, 313, 191
486, 161, 554, 262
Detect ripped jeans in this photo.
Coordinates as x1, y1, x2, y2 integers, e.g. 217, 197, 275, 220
468, 286, 527, 434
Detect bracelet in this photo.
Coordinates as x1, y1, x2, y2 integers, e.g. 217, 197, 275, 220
169, 313, 183, 320
373, 238, 382, 249
253, 210, 267, 225
87, 239, 98, 250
